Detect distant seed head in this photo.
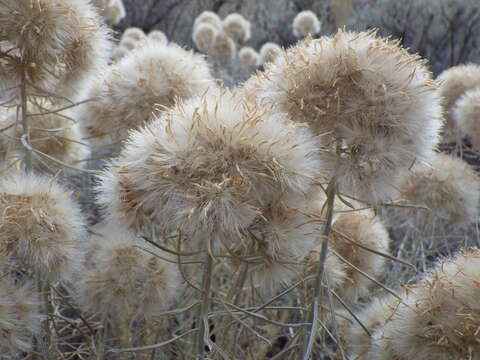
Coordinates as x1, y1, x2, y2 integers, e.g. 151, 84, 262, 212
370, 248, 480, 360
453, 87, 480, 150
121, 27, 146, 42
239, 47, 260, 68
212, 31, 236, 59
97, 91, 322, 248
112, 45, 129, 61
222, 13, 251, 43
101, 0, 126, 25
78, 222, 181, 321
119, 37, 137, 51
76, 42, 216, 147
148, 30, 168, 45
330, 210, 390, 300
0, 173, 86, 280
192, 23, 218, 54
397, 153, 479, 228
0, 277, 41, 355
0, 0, 111, 102
437, 63, 480, 142
193, 11, 222, 31
259, 42, 283, 65
243, 30, 443, 204
292, 10, 321, 38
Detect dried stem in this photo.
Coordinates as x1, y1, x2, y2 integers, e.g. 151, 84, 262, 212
195, 252, 214, 359
301, 178, 336, 360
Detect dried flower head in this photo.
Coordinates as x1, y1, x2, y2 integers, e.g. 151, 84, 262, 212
192, 22, 218, 54
148, 30, 168, 45
341, 294, 401, 359
0, 0, 111, 102
239, 47, 260, 68
437, 63, 480, 142
0, 173, 86, 280
0, 277, 41, 355
76, 42, 216, 147
112, 45, 129, 61
97, 91, 322, 247
453, 87, 480, 150
78, 222, 180, 321
212, 31, 236, 59
372, 248, 480, 360
243, 30, 443, 203
397, 153, 479, 228
122, 27, 146, 42
0, 101, 87, 172
98, 0, 126, 25
305, 247, 347, 292
292, 10, 321, 38
222, 13, 251, 43
230, 194, 325, 290
193, 11, 222, 31
330, 210, 390, 300
118, 37, 137, 51
259, 42, 283, 65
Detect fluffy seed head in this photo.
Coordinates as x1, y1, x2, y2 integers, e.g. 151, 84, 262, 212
397, 153, 479, 228
0, 101, 87, 173
119, 37, 137, 51
78, 223, 180, 321
0, 173, 86, 280
259, 42, 283, 65
330, 210, 390, 300
112, 45, 129, 61
341, 294, 401, 359
100, 0, 126, 25
239, 47, 260, 68
0, 277, 41, 355
121, 27, 146, 42
305, 247, 347, 292
0, 0, 111, 102
148, 30, 168, 45
76, 42, 216, 147
292, 10, 321, 38
192, 22, 218, 54
437, 63, 480, 142
97, 91, 322, 246
453, 87, 480, 150
243, 30, 443, 203
372, 248, 480, 360
193, 11, 222, 31
222, 13, 251, 43
212, 31, 236, 59
230, 194, 324, 291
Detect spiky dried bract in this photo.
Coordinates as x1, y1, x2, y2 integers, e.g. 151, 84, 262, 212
122, 27, 146, 42
212, 31, 236, 59
0, 174, 86, 280
371, 248, 480, 360
330, 210, 390, 300
78, 223, 180, 320
193, 11, 222, 31
398, 153, 479, 228
148, 30, 168, 45
192, 22, 218, 54
437, 63, 480, 142
239, 47, 260, 68
77, 43, 216, 147
243, 30, 443, 203
341, 294, 401, 359
292, 10, 321, 38
453, 87, 480, 150
97, 91, 322, 245
0, 0, 111, 102
259, 42, 283, 65
222, 13, 251, 43
0, 102, 87, 172
0, 277, 41, 355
